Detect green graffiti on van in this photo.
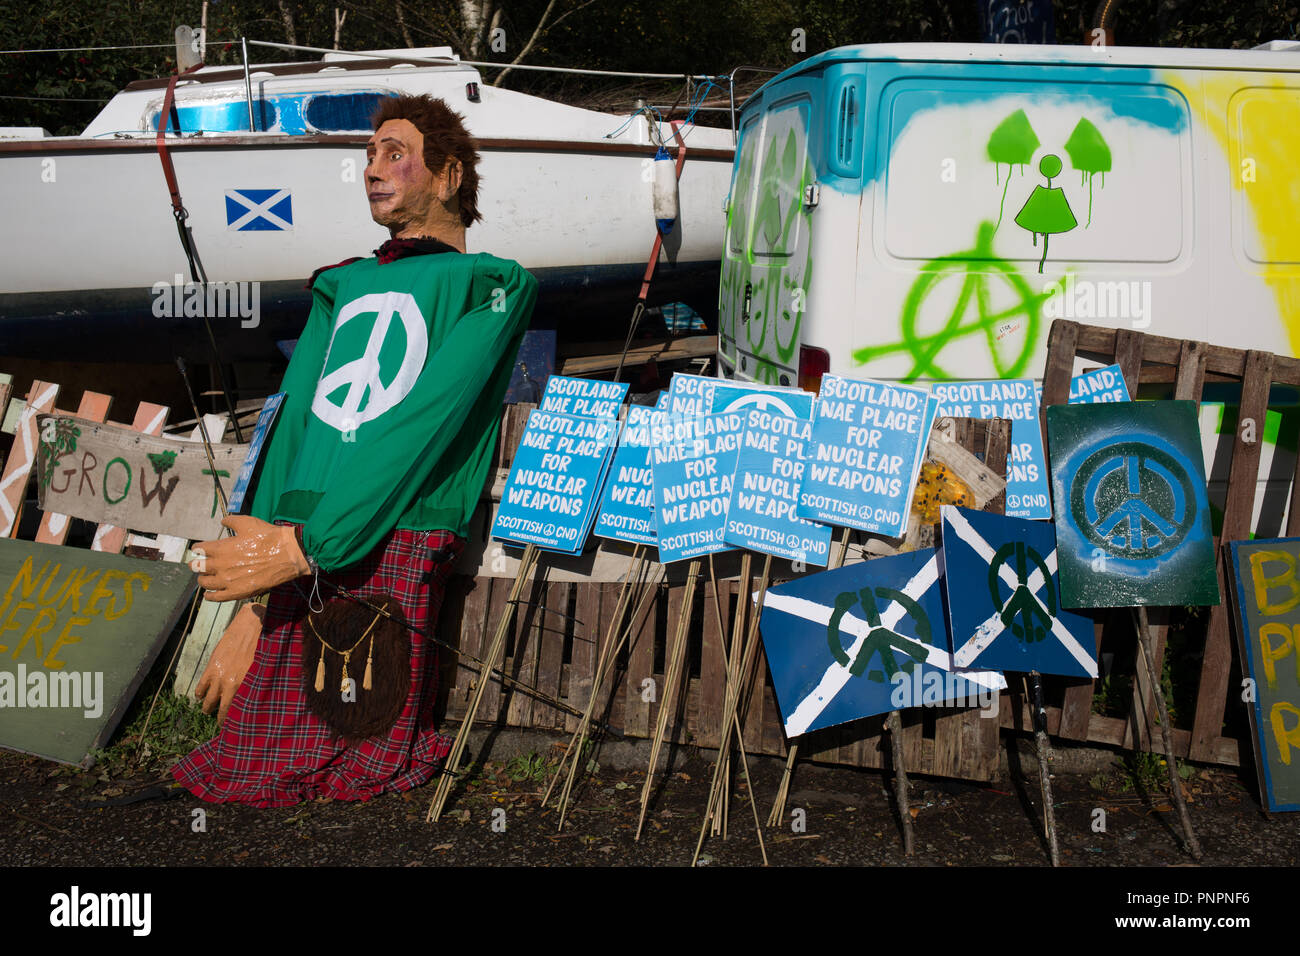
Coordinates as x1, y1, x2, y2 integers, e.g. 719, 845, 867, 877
853, 221, 1051, 381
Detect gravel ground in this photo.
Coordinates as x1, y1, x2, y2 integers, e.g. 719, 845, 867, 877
1, 741, 1294, 869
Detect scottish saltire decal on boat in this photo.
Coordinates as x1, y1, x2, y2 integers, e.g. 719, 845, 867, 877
225, 188, 294, 231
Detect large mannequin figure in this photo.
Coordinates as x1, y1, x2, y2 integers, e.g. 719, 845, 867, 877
174, 95, 537, 806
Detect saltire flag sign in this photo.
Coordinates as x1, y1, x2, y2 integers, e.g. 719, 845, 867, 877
491, 410, 616, 554
593, 405, 658, 547
224, 188, 293, 231
1227, 539, 1300, 812
797, 375, 932, 538
710, 382, 814, 420
941, 505, 1097, 678
761, 549, 1006, 737
651, 411, 744, 563
539, 374, 628, 419
1069, 364, 1130, 404
723, 409, 831, 565
1047, 401, 1220, 608
931, 379, 1050, 520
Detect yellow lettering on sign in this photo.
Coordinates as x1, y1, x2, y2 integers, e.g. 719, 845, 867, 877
0, 556, 46, 629
13, 605, 58, 661
109, 572, 152, 621
1249, 550, 1300, 615
43, 614, 91, 669
1257, 622, 1298, 690
1, 602, 35, 657
86, 569, 124, 618
59, 567, 102, 614
1271, 702, 1300, 766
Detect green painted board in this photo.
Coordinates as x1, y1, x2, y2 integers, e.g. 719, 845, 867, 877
1047, 401, 1220, 608
0, 539, 197, 767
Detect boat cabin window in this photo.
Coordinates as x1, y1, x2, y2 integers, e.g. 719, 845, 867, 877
151, 99, 278, 133
303, 92, 395, 131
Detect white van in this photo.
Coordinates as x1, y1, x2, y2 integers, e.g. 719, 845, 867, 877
716, 41, 1300, 531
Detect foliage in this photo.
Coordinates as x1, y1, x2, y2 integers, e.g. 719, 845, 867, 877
90, 683, 218, 779
4, 1, 1298, 135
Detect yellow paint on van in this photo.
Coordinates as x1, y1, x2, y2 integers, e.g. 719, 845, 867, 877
1166, 71, 1300, 353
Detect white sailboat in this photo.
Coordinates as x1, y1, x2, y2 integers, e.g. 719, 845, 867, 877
0, 40, 735, 361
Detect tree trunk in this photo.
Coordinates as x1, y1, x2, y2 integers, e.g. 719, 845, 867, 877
460, 0, 496, 58
277, 0, 298, 47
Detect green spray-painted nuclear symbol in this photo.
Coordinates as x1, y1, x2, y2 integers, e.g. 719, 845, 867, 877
826, 585, 931, 683
987, 110, 1112, 273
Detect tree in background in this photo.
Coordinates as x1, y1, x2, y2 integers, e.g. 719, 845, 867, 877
3, 0, 1297, 135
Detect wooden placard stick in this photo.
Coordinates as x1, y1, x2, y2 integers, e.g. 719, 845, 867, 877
715, 551, 752, 838
1134, 605, 1203, 860
885, 709, 915, 857
635, 557, 701, 840
553, 564, 664, 828
545, 545, 656, 823
693, 553, 773, 866
1028, 670, 1061, 865
542, 546, 645, 809
428, 542, 541, 822
768, 526, 852, 827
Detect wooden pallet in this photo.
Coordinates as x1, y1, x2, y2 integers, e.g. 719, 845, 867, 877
440, 409, 1012, 782
1031, 319, 1291, 766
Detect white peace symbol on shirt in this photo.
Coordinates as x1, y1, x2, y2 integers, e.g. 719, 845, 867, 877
311, 291, 429, 432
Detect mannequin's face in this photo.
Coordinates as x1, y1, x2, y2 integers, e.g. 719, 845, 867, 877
364, 119, 461, 234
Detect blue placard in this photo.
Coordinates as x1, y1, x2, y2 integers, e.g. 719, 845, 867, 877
941, 505, 1098, 678
723, 410, 832, 565
491, 410, 617, 553
761, 549, 1006, 737
538, 375, 628, 420
796, 375, 930, 537
228, 392, 285, 514
710, 382, 814, 420
1228, 538, 1300, 812
593, 405, 658, 546
665, 372, 718, 420
931, 379, 1050, 519
1069, 364, 1131, 404
651, 412, 744, 564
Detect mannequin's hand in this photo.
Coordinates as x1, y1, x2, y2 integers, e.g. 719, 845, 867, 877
195, 603, 264, 724
191, 515, 310, 602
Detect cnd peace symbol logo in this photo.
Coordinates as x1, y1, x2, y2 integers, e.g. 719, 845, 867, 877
717, 391, 801, 418
987, 541, 1055, 643
1069, 438, 1199, 559
311, 292, 429, 433
826, 586, 930, 683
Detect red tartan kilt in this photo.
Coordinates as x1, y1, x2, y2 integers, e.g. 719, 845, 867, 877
174, 527, 462, 807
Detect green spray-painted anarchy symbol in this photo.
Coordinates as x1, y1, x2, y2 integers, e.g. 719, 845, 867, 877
853, 221, 1051, 381
987, 541, 1056, 644
826, 585, 931, 683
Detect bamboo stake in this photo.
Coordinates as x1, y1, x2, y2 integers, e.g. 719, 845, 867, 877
1029, 671, 1060, 865
1134, 606, 1203, 860
693, 554, 772, 866
768, 527, 852, 827
716, 552, 752, 838
428, 543, 540, 822
552, 557, 663, 829
542, 546, 646, 810
635, 558, 701, 840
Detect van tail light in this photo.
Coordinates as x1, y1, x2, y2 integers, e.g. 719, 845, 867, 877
799, 345, 830, 395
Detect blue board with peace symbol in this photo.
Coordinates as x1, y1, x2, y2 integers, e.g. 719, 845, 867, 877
760, 548, 1005, 737
941, 506, 1097, 678
1046, 401, 1220, 608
